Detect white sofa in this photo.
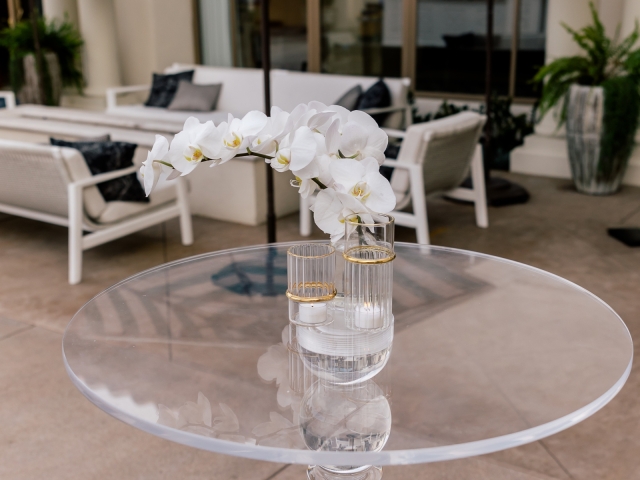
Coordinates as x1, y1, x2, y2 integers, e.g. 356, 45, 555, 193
0, 139, 192, 284
106, 64, 412, 130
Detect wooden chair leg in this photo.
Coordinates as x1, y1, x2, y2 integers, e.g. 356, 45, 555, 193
176, 177, 194, 246
471, 144, 488, 228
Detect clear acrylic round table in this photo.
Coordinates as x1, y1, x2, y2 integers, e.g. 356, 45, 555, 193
63, 243, 633, 478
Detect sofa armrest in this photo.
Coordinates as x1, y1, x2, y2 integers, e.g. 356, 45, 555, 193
360, 105, 406, 115
0, 91, 16, 109
361, 104, 413, 129
71, 165, 139, 188
106, 85, 150, 109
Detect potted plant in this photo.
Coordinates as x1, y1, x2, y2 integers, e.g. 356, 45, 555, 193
0, 16, 83, 106
533, 2, 640, 195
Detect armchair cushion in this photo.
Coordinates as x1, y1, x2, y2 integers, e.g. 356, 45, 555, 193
145, 70, 194, 108
50, 138, 147, 203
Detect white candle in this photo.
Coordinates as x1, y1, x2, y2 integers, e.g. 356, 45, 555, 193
298, 302, 327, 324
355, 304, 383, 329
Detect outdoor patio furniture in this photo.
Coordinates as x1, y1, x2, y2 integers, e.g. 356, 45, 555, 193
0, 139, 193, 284
299, 111, 488, 244
106, 64, 413, 130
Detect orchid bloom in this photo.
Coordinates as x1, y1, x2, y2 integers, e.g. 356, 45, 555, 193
168, 117, 222, 175
218, 111, 269, 163
140, 135, 169, 196
330, 157, 396, 213
250, 106, 290, 157
327, 110, 388, 164
311, 188, 374, 242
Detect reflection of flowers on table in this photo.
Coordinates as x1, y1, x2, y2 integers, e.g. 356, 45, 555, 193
255, 326, 307, 448
157, 392, 255, 445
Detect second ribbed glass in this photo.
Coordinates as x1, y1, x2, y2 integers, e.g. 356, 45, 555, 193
343, 214, 395, 331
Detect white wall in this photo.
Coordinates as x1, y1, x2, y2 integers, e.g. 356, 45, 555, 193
113, 0, 196, 86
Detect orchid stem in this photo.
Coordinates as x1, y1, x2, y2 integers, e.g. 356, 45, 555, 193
312, 178, 327, 189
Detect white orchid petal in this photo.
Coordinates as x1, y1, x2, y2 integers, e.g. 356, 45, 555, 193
325, 119, 340, 154
289, 127, 317, 171
240, 111, 269, 135
339, 123, 368, 157
348, 110, 379, 130
329, 158, 364, 190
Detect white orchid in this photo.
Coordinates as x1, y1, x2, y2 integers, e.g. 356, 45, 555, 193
327, 110, 388, 164
250, 106, 290, 157
330, 157, 396, 213
147, 103, 396, 241
217, 111, 269, 163
140, 135, 169, 196
167, 117, 222, 175
312, 188, 374, 242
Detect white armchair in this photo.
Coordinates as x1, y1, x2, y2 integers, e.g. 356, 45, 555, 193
0, 140, 193, 284
299, 112, 488, 245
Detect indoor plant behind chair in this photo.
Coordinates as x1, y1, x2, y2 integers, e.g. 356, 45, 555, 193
534, 2, 640, 195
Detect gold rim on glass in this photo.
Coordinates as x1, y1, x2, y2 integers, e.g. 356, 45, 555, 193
343, 245, 396, 264
287, 244, 336, 258
286, 282, 337, 302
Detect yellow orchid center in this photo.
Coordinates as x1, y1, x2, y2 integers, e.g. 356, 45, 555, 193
277, 152, 290, 166
224, 132, 242, 148
185, 145, 204, 163
350, 182, 370, 200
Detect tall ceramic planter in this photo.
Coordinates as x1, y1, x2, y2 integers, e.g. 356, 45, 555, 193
566, 84, 634, 195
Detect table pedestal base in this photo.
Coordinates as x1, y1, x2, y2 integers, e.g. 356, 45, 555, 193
307, 465, 382, 480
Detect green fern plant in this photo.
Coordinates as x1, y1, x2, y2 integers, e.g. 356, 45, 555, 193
0, 17, 83, 104
534, 1, 640, 123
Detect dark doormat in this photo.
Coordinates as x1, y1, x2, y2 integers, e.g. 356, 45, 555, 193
608, 228, 640, 247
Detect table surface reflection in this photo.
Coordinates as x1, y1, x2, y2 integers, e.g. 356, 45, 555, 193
63, 243, 633, 466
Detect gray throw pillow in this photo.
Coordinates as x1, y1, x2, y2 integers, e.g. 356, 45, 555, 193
334, 85, 363, 110
167, 80, 222, 112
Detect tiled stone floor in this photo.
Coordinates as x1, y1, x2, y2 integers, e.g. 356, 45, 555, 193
0, 172, 639, 479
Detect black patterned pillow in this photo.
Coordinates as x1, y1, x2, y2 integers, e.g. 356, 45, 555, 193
356, 80, 392, 126
50, 138, 148, 203
145, 70, 195, 108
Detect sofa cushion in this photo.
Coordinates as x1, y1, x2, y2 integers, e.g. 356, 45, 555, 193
356, 80, 392, 126
145, 70, 194, 108
105, 105, 229, 126
50, 138, 148, 203
168, 80, 222, 112
334, 85, 363, 110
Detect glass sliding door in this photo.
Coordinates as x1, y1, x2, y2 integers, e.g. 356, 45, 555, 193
228, 0, 307, 70
320, 0, 401, 77
199, 0, 234, 67
414, 0, 546, 97
513, 0, 546, 97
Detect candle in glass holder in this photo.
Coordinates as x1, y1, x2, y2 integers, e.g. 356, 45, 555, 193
355, 303, 383, 329
298, 303, 327, 324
